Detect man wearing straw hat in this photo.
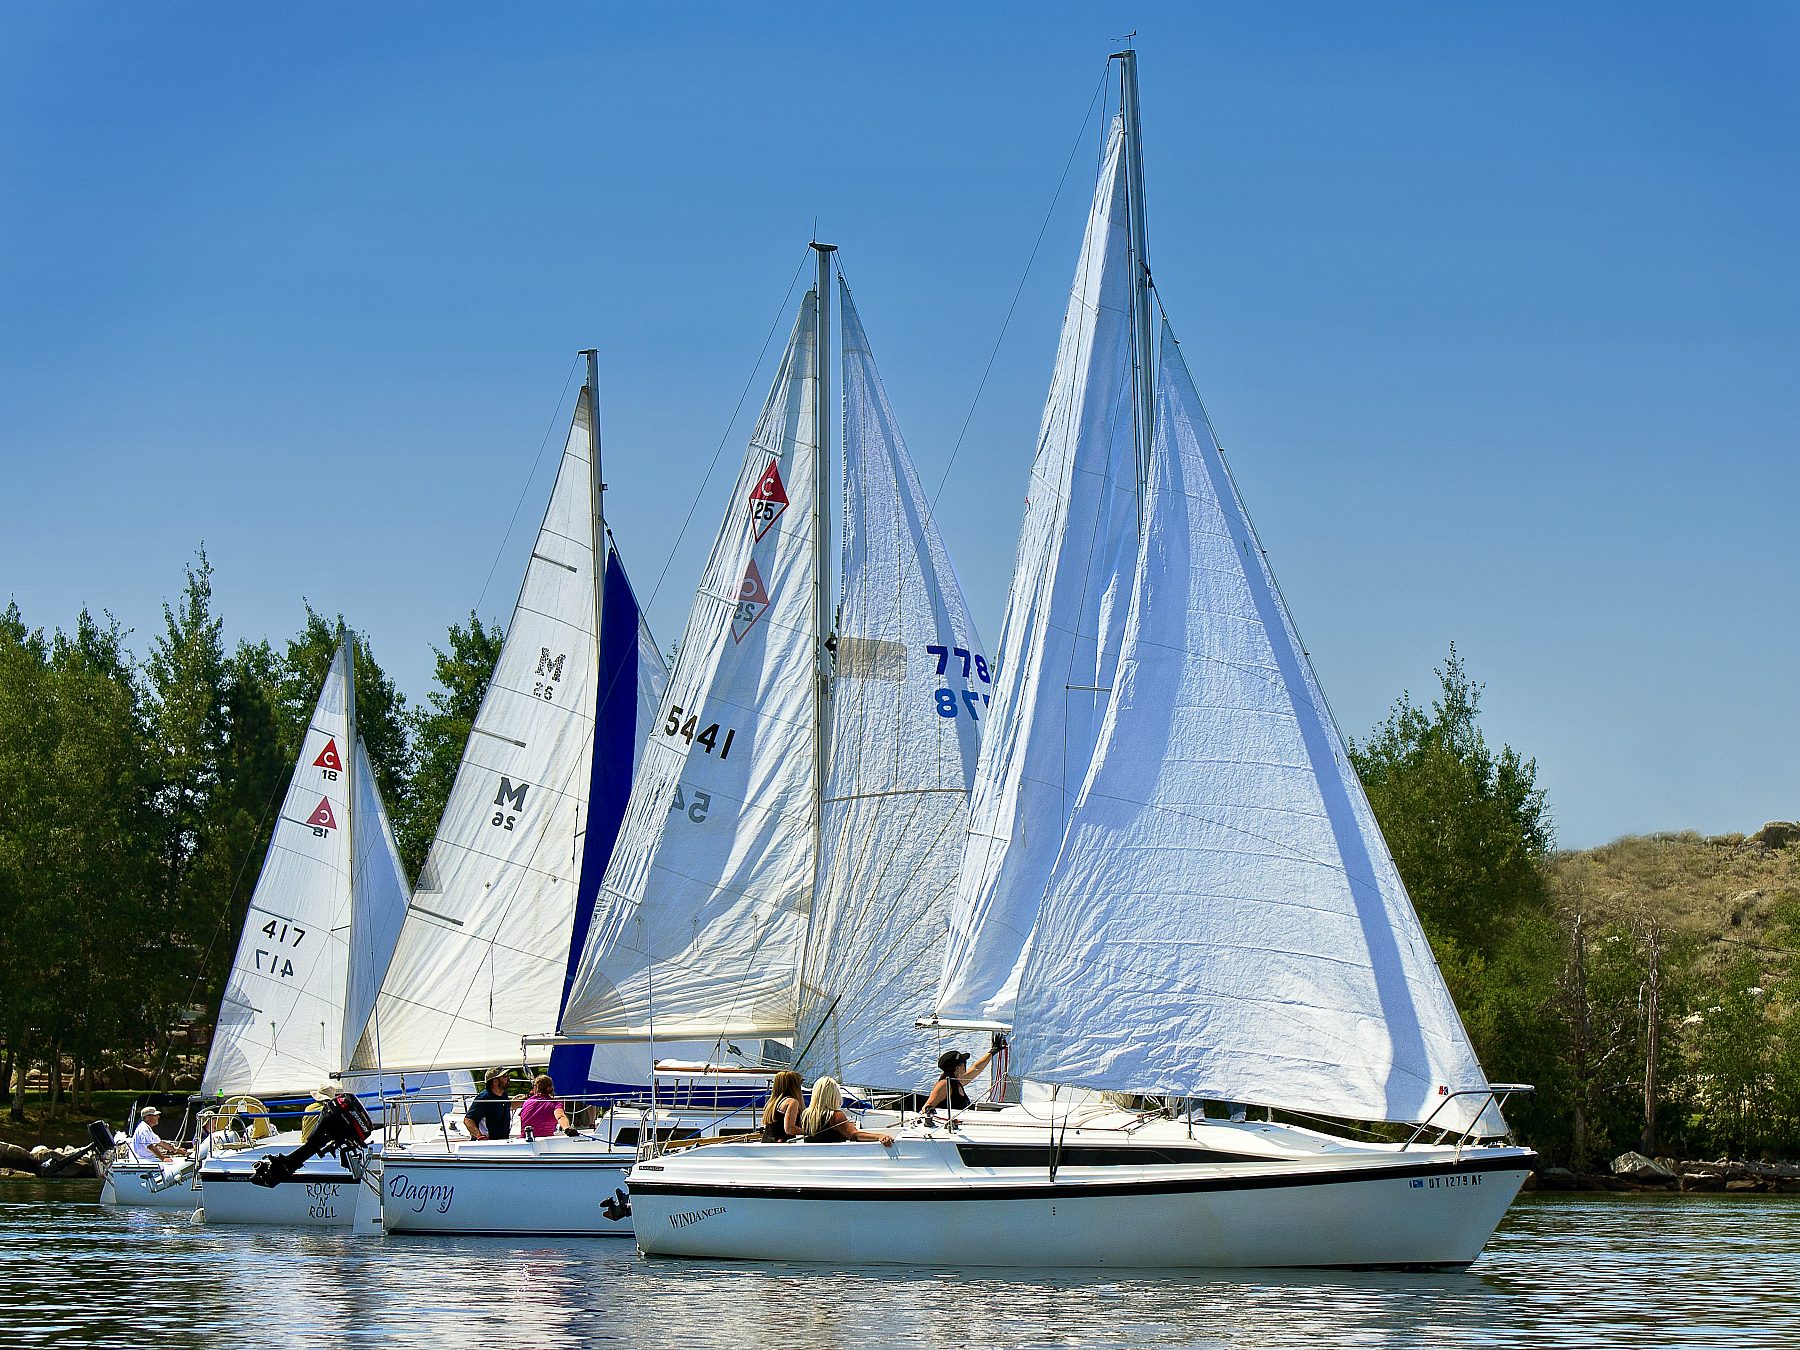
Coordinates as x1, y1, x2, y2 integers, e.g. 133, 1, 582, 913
130, 1106, 186, 1162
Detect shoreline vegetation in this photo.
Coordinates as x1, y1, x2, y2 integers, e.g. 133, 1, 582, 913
2, 552, 1796, 1174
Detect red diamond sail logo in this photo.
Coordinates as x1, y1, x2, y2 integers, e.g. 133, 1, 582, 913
730, 557, 771, 644
305, 797, 337, 831
313, 738, 342, 772
748, 461, 788, 541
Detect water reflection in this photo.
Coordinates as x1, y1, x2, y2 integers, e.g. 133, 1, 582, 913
2, 1185, 1794, 1349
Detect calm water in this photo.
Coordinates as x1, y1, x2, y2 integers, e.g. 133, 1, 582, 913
2, 1183, 1795, 1348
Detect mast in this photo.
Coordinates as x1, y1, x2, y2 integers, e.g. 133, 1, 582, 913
1113, 47, 1156, 527
340, 622, 360, 1074
810, 242, 835, 870
582, 348, 606, 635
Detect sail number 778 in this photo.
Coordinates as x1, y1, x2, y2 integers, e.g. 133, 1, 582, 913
662, 705, 737, 760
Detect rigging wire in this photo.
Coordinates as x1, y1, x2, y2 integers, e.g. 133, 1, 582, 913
473, 355, 585, 619
640, 247, 815, 617
928, 66, 1112, 509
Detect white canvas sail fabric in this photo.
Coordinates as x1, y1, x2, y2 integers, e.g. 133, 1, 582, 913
560, 296, 822, 1042
932, 116, 1140, 1027
203, 647, 356, 1096
341, 735, 411, 1071
794, 279, 988, 1089
1010, 330, 1498, 1133
351, 390, 609, 1073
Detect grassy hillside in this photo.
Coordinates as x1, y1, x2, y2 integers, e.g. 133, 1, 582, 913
1550, 822, 1800, 954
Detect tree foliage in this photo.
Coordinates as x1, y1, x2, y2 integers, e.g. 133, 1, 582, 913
400, 612, 503, 875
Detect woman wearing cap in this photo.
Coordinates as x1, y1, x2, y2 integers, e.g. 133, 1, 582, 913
922, 1035, 1005, 1114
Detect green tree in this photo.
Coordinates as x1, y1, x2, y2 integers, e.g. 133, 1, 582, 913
39, 612, 165, 1114
0, 603, 56, 1119
1351, 645, 1563, 1152
401, 613, 503, 874
1685, 949, 1778, 1156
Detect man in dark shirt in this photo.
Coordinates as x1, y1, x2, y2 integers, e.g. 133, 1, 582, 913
463, 1071, 513, 1141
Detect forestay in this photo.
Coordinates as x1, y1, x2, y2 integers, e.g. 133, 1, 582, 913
932, 115, 1141, 1028
794, 278, 987, 1089
351, 389, 613, 1074
1011, 329, 1499, 1134
561, 297, 822, 1043
203, 646, 356, 1096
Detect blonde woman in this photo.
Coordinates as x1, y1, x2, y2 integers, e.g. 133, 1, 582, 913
517, 1074, 575, 1138
761, 1070, 804, 1142
800, 1077, 894, 1147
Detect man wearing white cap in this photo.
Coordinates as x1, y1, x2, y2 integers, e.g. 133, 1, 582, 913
130, 1106, 185, 1162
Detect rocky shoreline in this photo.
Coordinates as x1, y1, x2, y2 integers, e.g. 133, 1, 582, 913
1526, 1150, 1800, 1194
0, 1139, 104, 1179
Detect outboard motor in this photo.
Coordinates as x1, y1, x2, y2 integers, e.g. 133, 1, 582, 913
250, 1092, 374, 1188
88, 1120, 116, 1157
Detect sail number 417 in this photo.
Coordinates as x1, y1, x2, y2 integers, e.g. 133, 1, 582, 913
662, 705, 736, 760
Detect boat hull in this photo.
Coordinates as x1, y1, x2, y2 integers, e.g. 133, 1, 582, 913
99, 1158, 201, 1210
629, 1136, 1532, 1269
199, 1134, 365, 1228
379, 1142, 634, 1236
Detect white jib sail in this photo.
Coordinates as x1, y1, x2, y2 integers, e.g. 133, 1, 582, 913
932, 115, 1141, 1027
794, 278, 988, 1090
560, 295, 821, 1043
1011, 327, 1500, 1134
341, 734, 411, 1073
350, 389, 607, 1074
203, 645, 355, 1097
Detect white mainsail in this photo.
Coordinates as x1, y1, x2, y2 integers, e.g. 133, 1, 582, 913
560, 297, 822, 1043
932, 116, 1140, 1027
793, 278, 988, 1089
203, 646, 356, 1096
351, 390, 613, 1074
1010, 331, 1497, 1132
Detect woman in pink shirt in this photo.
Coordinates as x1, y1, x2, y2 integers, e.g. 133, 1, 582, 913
517, 1075, 575, 1138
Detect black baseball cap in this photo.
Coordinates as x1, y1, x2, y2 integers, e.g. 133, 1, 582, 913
937, 1049, 970, 1074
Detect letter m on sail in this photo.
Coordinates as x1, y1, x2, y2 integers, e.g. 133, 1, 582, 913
494, 778, 529, 812
536, 648, 566, 682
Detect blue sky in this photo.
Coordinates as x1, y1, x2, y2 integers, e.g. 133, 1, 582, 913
1, 3, 1794, 849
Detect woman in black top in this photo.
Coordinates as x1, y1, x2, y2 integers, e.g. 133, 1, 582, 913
761, 1070, 804, 1142
923, 1037, 1003, 1115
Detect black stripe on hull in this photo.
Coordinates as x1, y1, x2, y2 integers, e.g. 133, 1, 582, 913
630, 1151, 1530, 1204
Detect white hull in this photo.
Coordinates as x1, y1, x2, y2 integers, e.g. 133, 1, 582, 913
199, 1132, 366, 1228
379, 1137, 634, 1236
629, 1114, 1532, 1269
99, 1157, 202, 1210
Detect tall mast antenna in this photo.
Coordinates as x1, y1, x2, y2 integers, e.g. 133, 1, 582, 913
581, 349, 606, 636
1113, 47, 1156, 529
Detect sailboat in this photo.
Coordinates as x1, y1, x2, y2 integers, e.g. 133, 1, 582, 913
418, 244, 994, 1236
101, 633, 425, 1217
357, 354, 703, 1236
625, 51, 1536, 1270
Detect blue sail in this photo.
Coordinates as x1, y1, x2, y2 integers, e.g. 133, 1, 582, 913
550, 546, 652, 1097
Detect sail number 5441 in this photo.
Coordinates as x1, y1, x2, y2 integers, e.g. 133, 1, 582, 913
662, 705, 737, 760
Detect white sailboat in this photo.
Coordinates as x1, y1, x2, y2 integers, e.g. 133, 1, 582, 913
100, 634, 419, 1216
364, 356, 695, 1237
626, 51, 1535, 1270
427, 246, 992, 1237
